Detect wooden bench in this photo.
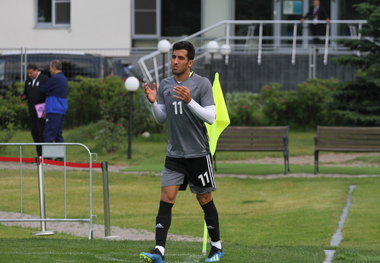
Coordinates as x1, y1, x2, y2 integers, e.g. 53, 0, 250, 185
314, 126, 380, 173
214, 126, 290, 174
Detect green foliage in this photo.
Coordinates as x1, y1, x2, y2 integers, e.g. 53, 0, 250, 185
290, 78, 338, 128
66, 76, 130, 128
331, 1, 380, 125
0, 122, 14, 151
225, 92, 263, 126
65, 77, 104, 127
93, 119, 127, 153
259, 83, 292, 126
247, 79, 337, 129
327, 78, 380, 126
65, 120, 127, 153
0, 83, 29, 130
66, 76, 161, 135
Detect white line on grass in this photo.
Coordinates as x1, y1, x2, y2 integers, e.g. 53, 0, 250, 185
323, 184, 356, 263
95, 255, 140, 262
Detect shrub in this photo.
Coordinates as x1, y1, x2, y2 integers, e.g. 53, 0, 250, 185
258, 83, 289, 126
65, 77, 104, 127
66, 76, 162, 135
291, 78, 337, 128
0, 122, 14, 151
257, 79, 337, 129
225, 92, 264, 126
0, 83, 29, 130
94, 119, 127, 153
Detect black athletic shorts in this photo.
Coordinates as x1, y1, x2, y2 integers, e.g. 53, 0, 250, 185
163, 154, 216, 194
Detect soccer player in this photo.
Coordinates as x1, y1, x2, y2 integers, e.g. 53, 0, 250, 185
140, 41, 224, 262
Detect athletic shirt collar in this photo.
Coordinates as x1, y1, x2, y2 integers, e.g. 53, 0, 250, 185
176, 71, 194, 84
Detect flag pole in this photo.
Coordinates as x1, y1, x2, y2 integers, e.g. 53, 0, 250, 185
203, 72, 230, 255
202, 221, 208, 255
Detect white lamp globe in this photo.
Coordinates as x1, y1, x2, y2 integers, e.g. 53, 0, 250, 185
124, 77, 139, 92
157, 39, 171, 53
220, 44, 231, 56
206, 41, 219, 53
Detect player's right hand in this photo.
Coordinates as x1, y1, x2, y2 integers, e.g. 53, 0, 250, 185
144, 83, 157, 104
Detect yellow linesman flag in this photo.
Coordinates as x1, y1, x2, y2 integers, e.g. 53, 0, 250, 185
206, 72, 230, 155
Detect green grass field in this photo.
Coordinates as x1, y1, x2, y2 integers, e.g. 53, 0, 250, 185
0, 130, 380, 262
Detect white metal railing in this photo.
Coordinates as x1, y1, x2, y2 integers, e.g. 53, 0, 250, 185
138, 19, 367, 84
0, 142, 97, 239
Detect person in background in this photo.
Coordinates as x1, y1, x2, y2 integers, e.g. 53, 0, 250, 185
20, 63, 48, 157
40, 60, 68, 147
140, 41, 224, 263
300, 0, 330, 45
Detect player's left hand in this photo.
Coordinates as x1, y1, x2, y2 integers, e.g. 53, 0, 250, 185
173, 85, 191, 104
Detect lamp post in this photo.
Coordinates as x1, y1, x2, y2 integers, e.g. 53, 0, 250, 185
220, 44, 231, 93
206, 40, 219, 82
220, 44, 231, 65
157, 39, 171, 81
124, 77, 139, 159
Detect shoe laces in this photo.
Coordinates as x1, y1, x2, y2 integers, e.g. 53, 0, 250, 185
207, 246, 222, 258
149, 248, 164, 260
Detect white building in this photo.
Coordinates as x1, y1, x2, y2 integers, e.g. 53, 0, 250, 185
0, 0, 131, 51
0, 0, 364, 50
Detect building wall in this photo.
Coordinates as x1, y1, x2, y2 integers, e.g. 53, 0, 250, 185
0, 0, 131, 50
203, 0, 233, 38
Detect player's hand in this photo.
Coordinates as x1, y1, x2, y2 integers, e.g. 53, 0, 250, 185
144, 83, 157, 103
173, 85, 191, 104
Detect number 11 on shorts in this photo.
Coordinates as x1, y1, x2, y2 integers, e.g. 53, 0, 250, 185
198, 172, 210, 186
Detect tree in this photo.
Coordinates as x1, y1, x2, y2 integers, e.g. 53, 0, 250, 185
328, 0, 380, 126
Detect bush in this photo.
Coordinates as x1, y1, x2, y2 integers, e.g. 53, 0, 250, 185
219, 79, 338, 129
0, 122, 14, 151
225, 92, 265, 126
0, 83, 29, 130
0, 75, 342, 149
65, 76, 162, 135
290, 78, 338, 128
94, 119, 127, 153
258, 83, 289, 126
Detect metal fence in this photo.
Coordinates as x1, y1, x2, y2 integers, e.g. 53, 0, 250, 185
0, 19, 367, 93
0, 47, 153, 93
138, 19, 366, 92
0, 142, 99, 239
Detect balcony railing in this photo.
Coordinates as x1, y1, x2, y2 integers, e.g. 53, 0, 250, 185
138, 19, 367, 84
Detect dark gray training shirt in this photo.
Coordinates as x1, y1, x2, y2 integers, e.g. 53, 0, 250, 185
157, 73, 215, 158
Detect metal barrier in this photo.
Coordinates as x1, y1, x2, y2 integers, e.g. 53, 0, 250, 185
0, 142, 99, 240
138, 19, 367, 84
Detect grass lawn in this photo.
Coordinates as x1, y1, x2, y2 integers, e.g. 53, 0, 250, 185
0, 129, 380, 262
1, 169, 380, 262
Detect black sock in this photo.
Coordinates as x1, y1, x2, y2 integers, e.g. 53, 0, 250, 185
201, 200, 220, 242
155, 200, 173, 247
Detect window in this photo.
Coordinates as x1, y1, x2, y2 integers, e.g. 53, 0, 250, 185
0, 60, 5, 81
235, 0, 273, 44
37, 0, 70, 27
132, 0, 201, 38
133, 0, 158, 36
161, 0, 201, 37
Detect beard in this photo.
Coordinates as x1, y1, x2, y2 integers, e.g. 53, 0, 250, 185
172, 67, 186, 76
